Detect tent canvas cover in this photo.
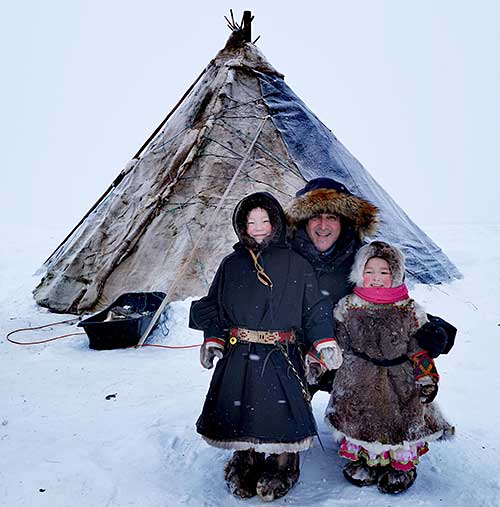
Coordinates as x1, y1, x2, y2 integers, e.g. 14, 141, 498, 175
34, 24, 461, 315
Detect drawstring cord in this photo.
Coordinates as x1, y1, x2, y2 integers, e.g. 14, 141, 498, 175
247, 248, 273, 288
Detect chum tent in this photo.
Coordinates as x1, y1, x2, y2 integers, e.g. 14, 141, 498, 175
34, 13, 461, 315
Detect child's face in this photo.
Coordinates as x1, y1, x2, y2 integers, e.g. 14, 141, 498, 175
362, 257, 392, 288
246, 207, 272, 244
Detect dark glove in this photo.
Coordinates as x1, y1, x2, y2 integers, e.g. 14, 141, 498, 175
419, 382, 439, 404
414, 321, 448, 358
189, 299, 218, 330
427, 314, 457, 354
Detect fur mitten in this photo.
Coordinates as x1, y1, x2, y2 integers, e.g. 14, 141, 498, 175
304, 352, 326, 385
320, 342, 344, 370
200, 340, 224, 369
411, 350, 439, 383
417, 376, 439, 404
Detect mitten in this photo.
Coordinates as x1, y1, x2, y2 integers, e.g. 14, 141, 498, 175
417, 376, 439, 404
304, 352, 326, 385
319, 341, 343, 370
411, 350, 439, 403
200, 339, 224, 369
414, 321, 448, 358
411, 350, 440, 382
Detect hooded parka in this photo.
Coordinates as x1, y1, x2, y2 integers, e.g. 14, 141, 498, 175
286, 180, 379, 308
190, 192, 335, 452
325, 242, 450, 469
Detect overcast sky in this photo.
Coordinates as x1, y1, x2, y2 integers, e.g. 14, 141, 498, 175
2, 0, 499, 236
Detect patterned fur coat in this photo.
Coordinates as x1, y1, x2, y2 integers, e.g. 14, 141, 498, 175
325, 243, 450, 452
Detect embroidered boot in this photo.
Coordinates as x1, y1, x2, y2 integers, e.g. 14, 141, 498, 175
256, 452, 300, 502
377, 467, 417, 494
224, 449, 265, 498
343, 459, 384, 487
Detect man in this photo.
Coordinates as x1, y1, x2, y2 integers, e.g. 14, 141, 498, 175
285, 177, 456, 393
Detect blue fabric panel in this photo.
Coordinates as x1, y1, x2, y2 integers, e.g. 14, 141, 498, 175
258, 73, 461, 285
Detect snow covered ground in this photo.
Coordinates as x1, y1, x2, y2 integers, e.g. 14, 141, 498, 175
1, 223, 499, 507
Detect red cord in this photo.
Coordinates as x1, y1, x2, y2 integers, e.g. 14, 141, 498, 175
142, 343, 201, 349
6, 332, 86, 345
5, 319, 201, 349
5, 319, 84, 345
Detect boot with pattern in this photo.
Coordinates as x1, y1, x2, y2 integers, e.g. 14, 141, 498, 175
377, 467, 417, 494
256, 452, 300, 502
343, 459, 385, 487
224, 449, 265, 498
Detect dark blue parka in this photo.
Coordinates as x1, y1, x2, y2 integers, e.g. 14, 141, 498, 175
190, 192, 334, 449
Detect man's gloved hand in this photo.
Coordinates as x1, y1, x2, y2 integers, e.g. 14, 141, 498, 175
417, 376, 439, 404
304, 353, 326, 385
200, 341, 224, 369
414, 321, 448, 358
319, 341, 344, 370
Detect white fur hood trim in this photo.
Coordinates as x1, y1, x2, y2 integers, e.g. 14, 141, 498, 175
201, 436, 313, 453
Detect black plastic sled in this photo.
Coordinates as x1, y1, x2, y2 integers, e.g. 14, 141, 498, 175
78, 292, 166, 350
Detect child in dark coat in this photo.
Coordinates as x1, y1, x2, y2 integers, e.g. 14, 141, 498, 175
325, 241, 451, 494
190, 192, 342, 501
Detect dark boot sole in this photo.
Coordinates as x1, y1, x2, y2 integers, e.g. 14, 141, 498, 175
377, 468, 417, 494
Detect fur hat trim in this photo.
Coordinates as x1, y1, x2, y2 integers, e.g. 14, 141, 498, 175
232, 192, 286, 250
350, 241, 406, 287
286, 188, 378, 239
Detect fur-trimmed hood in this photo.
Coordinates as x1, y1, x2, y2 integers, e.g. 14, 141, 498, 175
232, 192, 286, 250
350, 241, 405, 287
286, 187, 378, 239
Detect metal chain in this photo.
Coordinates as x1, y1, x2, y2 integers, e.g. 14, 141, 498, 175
276, 341, 311, 404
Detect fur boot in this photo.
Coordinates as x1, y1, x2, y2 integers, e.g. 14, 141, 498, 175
377, 467, 417, 494
343, 459, 385, 487
224, 449, 265, 498
256, 452, 300, 502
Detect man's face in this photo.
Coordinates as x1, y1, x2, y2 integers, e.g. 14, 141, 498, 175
305, 214, 342, 252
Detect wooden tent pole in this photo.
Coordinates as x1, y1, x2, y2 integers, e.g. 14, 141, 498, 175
136, 115, 270, 348
242, 11, 252, 42
41, 67, 207, 268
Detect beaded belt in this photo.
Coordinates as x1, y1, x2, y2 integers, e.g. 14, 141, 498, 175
229, 327, 296, 345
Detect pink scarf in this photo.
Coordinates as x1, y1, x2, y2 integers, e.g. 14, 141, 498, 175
353, 284, 409, 304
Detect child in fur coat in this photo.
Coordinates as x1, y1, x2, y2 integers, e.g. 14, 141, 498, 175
325, 241, 451, 494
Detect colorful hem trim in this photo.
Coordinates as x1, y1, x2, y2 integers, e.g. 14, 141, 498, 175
339, 438, 428, 471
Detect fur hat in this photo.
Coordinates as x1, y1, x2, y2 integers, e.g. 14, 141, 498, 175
350, 241, 406, 287
232, 192, 286, 250
295, 177, 351, 196
286, 178, 378, 239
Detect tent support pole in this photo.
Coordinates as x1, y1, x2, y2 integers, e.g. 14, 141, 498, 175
136, 115, 270, 348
